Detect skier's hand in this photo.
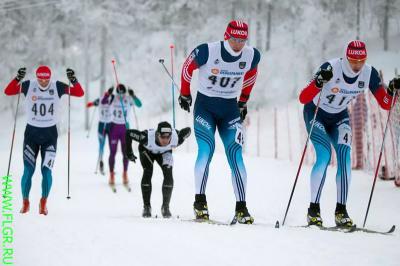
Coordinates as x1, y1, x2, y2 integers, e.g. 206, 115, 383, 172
108, 86, 114, 95
178, 127, 191, 140
66, 68, 77, 83
16, 67, 26, 82
238, 101, 247, 121
314, 64, 333, 88
178, 94, 192, 113
126, 150, 137, 163
128, 88, 135, 97
387, 77, 400, 96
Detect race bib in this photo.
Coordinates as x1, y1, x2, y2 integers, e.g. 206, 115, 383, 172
43, 151, 56, 169
162, 152, 173, 168
337, 123, 352, 146
235, 123, 245, 146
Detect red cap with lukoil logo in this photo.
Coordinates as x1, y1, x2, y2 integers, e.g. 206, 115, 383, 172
224, 20, 248, 40
346, 40, 367, 61
36, 65, 51, 80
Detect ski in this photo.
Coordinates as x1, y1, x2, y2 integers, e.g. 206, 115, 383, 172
352, 225, 395, 235
293, 224, 357, 233
182, 218, 233, 226
292, 224, 396, 235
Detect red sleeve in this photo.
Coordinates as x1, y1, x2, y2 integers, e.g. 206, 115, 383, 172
299, 80, 321, 104
180, 53, 199, 96
239, 67, 258, 102
4, 79, 21, 95
372, 85, 395, 110
65, 82, 84, 97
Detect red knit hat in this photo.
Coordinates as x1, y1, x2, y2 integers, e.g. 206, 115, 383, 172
346, 40, 367, 61
224, 20, 248, 40
36, 65, 51, 80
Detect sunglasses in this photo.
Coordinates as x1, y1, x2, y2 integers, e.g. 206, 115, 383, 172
227, 33, 247, 44
347, 57, 366, 64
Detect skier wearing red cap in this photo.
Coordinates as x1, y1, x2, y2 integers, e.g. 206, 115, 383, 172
4, 66, 84, 215
178, 20, 261, 224
299, 40, 400, 227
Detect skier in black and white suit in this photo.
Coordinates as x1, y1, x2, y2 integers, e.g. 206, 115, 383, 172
125, 121, 191, 218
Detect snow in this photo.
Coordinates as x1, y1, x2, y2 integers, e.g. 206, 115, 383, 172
1, 119, 399, 266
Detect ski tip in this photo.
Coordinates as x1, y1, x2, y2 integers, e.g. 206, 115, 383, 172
275, 220, 280, 229
389, 225, 396, 233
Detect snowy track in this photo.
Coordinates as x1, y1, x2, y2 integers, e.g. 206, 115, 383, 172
0, 127, 397, 266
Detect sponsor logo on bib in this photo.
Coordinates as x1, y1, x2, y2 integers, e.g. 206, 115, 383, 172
214, 59, 220, 64
358, 81, 365, 88
239, 62, 246, 69
331, 87, 339, 93
211, 68, 219, 75
32, 95, 37, 101
49, 89, 54, 95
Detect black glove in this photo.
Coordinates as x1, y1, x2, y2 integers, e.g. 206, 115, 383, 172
387, 77, 400, 96
178, 127, 191, 140
128, 88, 135, 97
126, 149, 137, 163
108, 86, 114, 95
238, 101, 247, 121
314, 64, 333, 88
178, 94, 192, 113
16, 67, 26, 82
66, 68, 77, 83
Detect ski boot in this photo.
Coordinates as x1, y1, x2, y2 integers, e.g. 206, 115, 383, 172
161, 204, 172, 218
335, 203, 353, 227
307, 202, 323, 226
39, 198, 48, 215
99, 160, 105, 175
20, 199, 30, 214
193, 194, 209, 220
142, 205, 152, 218
234, 201, 254, 224
122, 171, 129, 185
109, 171, 115, 185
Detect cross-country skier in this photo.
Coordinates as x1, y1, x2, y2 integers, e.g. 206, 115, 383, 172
4, 66, 84, 215
101, 84, 142, 186
178, 20, 261, 224
125, 121, 191, 218
86, 87, 114, 175
299, 40, 400, 227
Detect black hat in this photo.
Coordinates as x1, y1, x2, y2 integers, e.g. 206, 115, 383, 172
116, 84, 126, 94
156, 121, 172, 137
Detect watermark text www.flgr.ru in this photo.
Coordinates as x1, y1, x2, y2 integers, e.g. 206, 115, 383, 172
2, 175, 14, 265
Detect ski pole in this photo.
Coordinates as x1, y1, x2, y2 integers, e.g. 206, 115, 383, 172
86, 105, 98, 138
280, 92, 323, 227
158, 58, 180, 92
363, 90, 398, 228
67, 79, 71, 200
4, 80, 23, 197
111, 59, 130, 129
170, 44, 176, 128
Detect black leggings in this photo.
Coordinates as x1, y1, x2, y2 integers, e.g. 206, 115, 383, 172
139, 145, 173, 207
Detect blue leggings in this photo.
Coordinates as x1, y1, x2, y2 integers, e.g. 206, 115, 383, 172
304, 103, 352, 205
21, 125, 57, 199
194, 93, 247, 202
